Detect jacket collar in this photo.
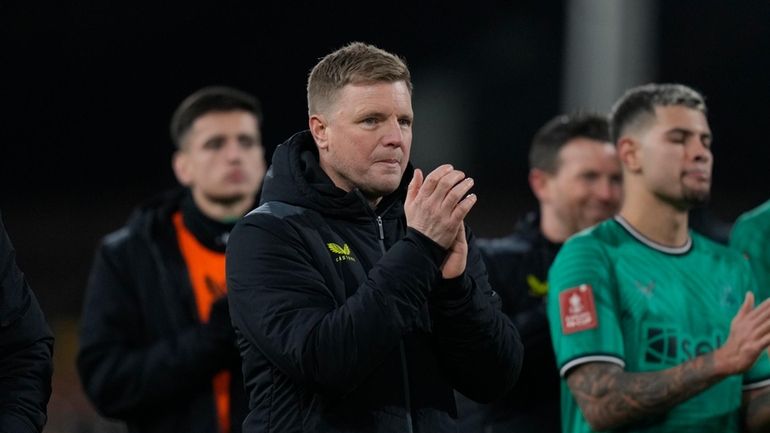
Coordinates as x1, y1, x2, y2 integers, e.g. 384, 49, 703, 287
261, 130, 412, 219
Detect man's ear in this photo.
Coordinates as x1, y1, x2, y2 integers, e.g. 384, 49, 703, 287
309, 114, 329, 151
172, 150, 192, 186
618, 137, 641, 173
529, 168, 552, 203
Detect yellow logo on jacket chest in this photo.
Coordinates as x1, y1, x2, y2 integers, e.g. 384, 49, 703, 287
527, 274, 549, 297
327, 243, 357, 263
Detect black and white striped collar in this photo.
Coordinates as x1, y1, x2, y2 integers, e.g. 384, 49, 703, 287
614, 215, 692, 255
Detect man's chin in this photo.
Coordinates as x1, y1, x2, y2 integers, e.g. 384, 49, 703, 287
685, 193, 711, 208
361, 183, 401, 201
206, 192, 250, 207
582, 210, 617, 227
577, 218, 608, 232
672, 188, 710, 211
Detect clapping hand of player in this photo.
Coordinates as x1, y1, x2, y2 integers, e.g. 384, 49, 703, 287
404, 164, 477, 279
716, 292, 770, 375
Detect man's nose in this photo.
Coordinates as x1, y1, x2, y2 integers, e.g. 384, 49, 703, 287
381, 118, 405, 147
689, 139, 712, 163
224, 140, 244, 160
595, 178, 619, 203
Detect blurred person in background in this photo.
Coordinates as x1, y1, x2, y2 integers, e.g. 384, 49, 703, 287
0, 211, 54, 433
547, 83, 770, 433
730, 199, 770, 301
457, 112, 622, 433
77, 86, 266, 433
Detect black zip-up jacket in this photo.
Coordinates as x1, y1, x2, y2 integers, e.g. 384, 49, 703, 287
458, 212, 561, 433
226, 130, 523, 433
77, 189, 247, 433
0, 212, 54, 433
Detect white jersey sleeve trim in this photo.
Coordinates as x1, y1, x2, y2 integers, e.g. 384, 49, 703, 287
743, 377, 770, 391
560, 355, 625, 377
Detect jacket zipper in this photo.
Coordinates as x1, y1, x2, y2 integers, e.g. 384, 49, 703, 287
375, 215, 414, 433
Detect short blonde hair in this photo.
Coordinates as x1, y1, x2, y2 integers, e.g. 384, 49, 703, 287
307, 41, 412, 115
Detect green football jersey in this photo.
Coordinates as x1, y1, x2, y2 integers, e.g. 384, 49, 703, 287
547, 216, 770, 433
730, 199, 770, 301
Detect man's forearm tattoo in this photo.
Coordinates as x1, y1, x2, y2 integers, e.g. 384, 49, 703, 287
567, 355, 724, 430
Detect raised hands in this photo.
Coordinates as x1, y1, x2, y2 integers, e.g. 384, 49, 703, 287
404, 164, 476, 278
715, 292, 770, 376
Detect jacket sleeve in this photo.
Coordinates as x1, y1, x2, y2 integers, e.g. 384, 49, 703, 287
76, 232, 237, 419
0, 216, 54, 433
428, 225, 523, 403
226, 213, 446, 397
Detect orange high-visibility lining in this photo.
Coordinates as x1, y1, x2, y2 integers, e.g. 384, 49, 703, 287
173, 211, 231, 433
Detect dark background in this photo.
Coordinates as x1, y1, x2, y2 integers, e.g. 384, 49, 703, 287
2, 1, 770, 431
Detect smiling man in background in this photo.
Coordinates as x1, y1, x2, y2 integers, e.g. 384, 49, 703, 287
458, 111, 622, 433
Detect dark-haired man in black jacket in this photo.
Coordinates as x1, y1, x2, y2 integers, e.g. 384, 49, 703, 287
457, 112, 622, 433
0, 212, 54, 433
77, 86, 266, 433
226, 41, 523, 433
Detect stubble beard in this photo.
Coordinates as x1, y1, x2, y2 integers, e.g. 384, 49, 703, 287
673, 173, 711, 210
682, 186, 711, 208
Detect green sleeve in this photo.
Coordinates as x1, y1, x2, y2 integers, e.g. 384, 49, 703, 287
730, 210, 770, 301
728, 216, 751, 256
547, 233, 625, 376
740, 257, 770, 387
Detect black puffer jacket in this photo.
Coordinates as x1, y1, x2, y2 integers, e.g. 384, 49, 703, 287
77, 189, 247, 433
226, 130, 523, 433
459, 211, 561, 433
0, 212, 54, 433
